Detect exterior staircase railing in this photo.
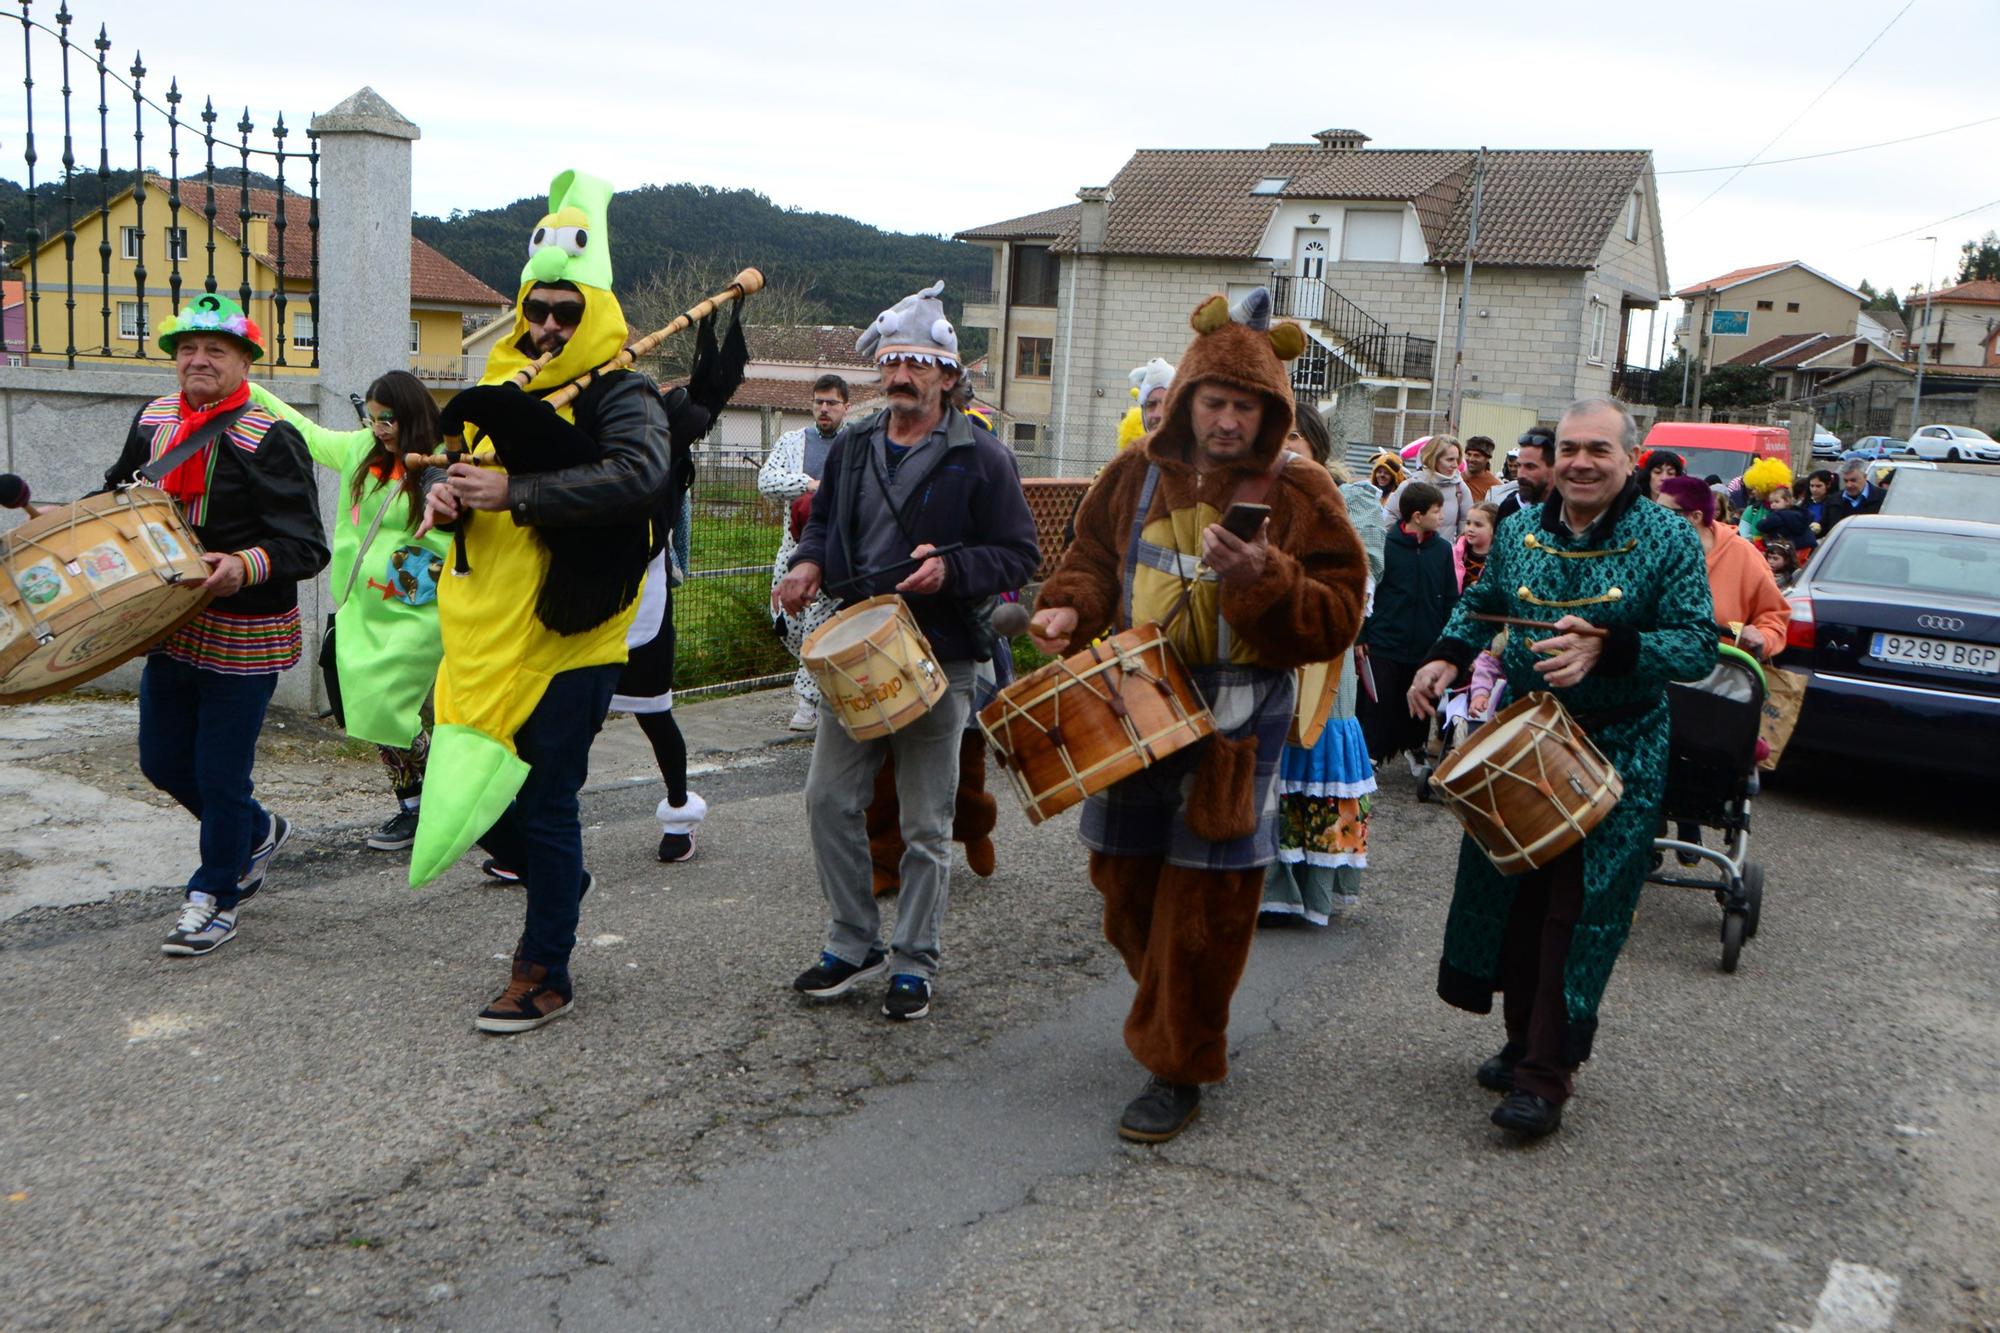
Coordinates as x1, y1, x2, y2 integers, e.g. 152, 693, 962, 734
1269, 272, 1435, 406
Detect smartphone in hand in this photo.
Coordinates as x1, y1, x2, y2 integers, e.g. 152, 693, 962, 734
1218, 502, 1271, 541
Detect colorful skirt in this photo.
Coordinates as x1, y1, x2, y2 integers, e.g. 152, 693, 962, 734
1264, 715, 1374, 925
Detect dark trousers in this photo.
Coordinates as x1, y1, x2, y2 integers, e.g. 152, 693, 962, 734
1499, 844, 1586, 1103
137, 655, 278, 909
1357, 653, 1427, 760
476, 664, 619, 982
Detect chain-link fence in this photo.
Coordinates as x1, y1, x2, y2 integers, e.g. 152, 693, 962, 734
676, 446, 795, 699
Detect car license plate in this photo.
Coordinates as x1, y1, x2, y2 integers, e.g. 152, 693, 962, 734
1870, 632, 2000, 675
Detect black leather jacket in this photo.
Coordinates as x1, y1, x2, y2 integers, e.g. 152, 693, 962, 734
499, 370, 672, 529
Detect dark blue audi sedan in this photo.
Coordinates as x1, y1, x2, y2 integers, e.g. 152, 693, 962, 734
1779, 514, 2000, 781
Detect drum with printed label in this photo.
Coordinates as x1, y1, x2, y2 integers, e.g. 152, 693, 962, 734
800, 594, 947, 741
0, 486, 212, 704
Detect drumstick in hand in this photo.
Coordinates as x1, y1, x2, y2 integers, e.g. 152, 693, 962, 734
0, 473, 44, 520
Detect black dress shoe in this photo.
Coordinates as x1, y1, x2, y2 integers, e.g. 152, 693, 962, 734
1117, 1077, 1202, 1143
1490, 1091, 1563, 1138
1477, 1042, 1524, 1093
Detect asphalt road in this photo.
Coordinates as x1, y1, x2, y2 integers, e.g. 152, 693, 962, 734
3, 740, 1995, 1331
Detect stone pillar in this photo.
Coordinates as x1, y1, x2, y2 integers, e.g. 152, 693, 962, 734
1330, 384, 1376, 470
286, 88, 420, 712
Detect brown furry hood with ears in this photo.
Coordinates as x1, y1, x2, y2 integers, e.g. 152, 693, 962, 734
1147, 290, 1306, 475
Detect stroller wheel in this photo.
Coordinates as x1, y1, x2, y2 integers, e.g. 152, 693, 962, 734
1719, 910, 1746, 973
1416, 773, 1434, 802
1742, 863, 1764, 940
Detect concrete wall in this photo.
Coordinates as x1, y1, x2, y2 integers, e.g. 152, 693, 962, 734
1448, 266, 1593, 423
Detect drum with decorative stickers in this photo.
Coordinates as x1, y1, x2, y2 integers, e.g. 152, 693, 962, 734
0, 486, 212, 704
800, 594, 947, 741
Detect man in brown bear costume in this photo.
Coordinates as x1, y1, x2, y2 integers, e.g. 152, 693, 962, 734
1030, 289, 1366, 1142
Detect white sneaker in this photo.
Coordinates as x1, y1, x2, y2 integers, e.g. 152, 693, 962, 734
787, 702, 818, 732
162, 892, 238, 957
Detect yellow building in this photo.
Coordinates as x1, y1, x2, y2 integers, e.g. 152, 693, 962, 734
8, 177, 506, 382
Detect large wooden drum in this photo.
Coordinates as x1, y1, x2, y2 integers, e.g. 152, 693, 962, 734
0, 486, 212, 704
800, 594, 947, 741
1429, 692, 1623, 875
979, 622, 1214, 825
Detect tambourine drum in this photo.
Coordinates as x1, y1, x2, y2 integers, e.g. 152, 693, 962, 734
800, 594, 946, 741
979, 622, 1214, 825
1429, 692, 1623, 876
0, 486, 212, 704
1290, 656, 1342, 748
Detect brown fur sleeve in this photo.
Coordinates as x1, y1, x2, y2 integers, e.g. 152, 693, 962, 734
1220, 463, 1366, 670
1034, 452, 1146, 655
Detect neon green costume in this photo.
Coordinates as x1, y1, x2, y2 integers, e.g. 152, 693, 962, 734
409, 171, 641, 886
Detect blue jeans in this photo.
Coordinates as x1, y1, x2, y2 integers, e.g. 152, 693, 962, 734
477, 664, 619, 982
137, 655, 278, 909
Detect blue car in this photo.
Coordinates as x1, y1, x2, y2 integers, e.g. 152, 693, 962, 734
1845, 436, 1913, 460
1779, 514, 2000, 781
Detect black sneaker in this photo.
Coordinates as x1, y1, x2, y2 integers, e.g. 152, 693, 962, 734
480, 859, 521, 884
882, 973, 931, 1021
366, 807, 420, 851
161, 892, 238, 957
1491, 1091, 1563, 1138
1477, 1041, 1525, 1093
235, 812, 291, 903
658, 831, 694, 863
792, 948, 887, 999
1117, 1077, 1201, 1143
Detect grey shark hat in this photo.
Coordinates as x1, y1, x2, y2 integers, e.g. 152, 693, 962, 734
855, 280, 960, 367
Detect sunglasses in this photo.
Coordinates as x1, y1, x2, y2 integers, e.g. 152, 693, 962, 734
522, 297, 585, 328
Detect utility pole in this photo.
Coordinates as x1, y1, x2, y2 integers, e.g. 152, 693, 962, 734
1447, 147, 1485, 432
1691, 300, 1708, 416
1909, 234, 1939, 437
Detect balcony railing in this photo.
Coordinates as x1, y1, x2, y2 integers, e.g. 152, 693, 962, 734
410, 353, 480, 386
1290, 332, 1437, 405
1612, 363, 1660, 405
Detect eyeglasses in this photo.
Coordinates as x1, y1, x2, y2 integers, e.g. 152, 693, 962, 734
364, 409, 396, 425
522, 297, 585, 328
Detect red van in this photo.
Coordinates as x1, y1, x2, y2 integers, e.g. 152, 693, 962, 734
1639, 422, 1792, 484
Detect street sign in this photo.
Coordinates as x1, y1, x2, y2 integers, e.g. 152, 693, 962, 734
1710, 310, 1750, 336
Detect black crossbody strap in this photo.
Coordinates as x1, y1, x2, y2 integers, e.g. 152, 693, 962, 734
136, 404, 252, 485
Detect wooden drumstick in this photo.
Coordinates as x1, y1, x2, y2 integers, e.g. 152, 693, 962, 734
1472, 613, 1610, 639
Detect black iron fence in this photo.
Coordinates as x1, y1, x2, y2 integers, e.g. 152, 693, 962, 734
1270, 271, 1434, 405
3, 3, 319, 369
1611, 363, 1660, 405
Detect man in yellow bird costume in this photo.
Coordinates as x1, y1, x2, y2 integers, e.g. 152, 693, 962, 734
415, 170, 675, 1034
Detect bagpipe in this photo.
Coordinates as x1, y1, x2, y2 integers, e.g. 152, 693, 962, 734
406, 269, 761, 636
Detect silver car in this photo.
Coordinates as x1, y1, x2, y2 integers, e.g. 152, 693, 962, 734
1906, 424, 2000, 463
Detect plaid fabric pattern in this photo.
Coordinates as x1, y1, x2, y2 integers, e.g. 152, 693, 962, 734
1079, 663, 1295, 870
158, 607, 302, 674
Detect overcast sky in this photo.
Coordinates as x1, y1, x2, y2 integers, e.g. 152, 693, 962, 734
7, 0, 1994, 338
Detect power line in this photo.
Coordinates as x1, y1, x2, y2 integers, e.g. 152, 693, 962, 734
1676, 0, 1918, 222
1657, 112, 2000, 175
1854, 197, 2000, 251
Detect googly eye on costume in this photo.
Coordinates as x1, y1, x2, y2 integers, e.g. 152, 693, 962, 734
551, 226, 588, 256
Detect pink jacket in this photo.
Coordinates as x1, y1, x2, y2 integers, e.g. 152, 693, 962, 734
1470, 649, 1505, 703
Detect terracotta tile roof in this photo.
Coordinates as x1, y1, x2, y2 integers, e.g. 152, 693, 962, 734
1673, 260, 1795, 298
956, 203, 1081, 241
2, 278, 21, 308
747, 324, 874, 369
1726, 331, 1845, 368
710, 376, 837, 413
981, 143, 1649, 269
1916, 278, 2000, 305
140, 176, 506, 308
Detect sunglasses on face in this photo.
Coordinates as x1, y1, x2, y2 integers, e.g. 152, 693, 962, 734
522, 298, 585, 328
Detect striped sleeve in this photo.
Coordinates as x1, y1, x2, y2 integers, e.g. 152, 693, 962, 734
233, 546, 272, 585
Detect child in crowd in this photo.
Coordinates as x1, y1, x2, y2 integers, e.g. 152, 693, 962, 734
1755, 483, 1816, 556
1764, 538, 1800, 593
1357, 481, 1458, 772
1736, 457, 1794, 542
1454, 501, 1498, 591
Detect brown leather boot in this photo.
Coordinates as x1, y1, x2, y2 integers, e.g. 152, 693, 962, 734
475, 958, 573, 1034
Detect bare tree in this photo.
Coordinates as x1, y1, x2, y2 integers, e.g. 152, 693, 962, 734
621, 255, 830, 383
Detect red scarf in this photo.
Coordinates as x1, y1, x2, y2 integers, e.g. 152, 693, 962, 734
156, 382, 252, 504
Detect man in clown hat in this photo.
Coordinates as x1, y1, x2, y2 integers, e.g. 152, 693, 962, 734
414, 170, 678, 1034
98, 292, 329, 958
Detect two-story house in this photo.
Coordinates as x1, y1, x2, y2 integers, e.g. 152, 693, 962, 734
9, 177, 506, 381
957, 128, 1670, 471
1672, 261, 1867, 372
1903, 278, 2000, 369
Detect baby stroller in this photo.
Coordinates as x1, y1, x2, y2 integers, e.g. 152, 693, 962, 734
1647, 644, 1767, 972
1414, 674, 1504, 802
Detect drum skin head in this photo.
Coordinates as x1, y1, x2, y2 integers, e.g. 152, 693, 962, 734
809, 602, 898, 657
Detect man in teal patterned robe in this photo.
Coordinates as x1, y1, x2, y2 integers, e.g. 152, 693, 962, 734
1410, 397, 1715, 1139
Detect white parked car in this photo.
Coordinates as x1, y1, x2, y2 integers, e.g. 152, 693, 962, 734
1811, 427, 1843, 458
1906, 424, 2000, 463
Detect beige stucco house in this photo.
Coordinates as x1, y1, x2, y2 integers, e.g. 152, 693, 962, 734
1903, 278, 2000, 369
957, 128, 1671, 472
1673, 261, 1866, 372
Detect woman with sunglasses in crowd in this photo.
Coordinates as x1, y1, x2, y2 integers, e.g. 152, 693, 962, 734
252, 372, 452, 851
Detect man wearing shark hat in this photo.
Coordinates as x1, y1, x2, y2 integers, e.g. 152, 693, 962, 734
414, 170, 674, 1034
776, 281, 1040, 1022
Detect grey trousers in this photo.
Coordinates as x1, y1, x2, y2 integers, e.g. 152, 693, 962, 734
804, 658, 974, 981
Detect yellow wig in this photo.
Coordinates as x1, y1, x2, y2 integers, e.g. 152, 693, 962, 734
1743, 456, 1794, 498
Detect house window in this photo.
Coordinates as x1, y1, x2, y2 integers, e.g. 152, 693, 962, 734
291, 310, 317, 349
1624, 190, 1640, 242
1015, 335, 1053, 379
1010, 245, 1060, 307
1250, 177, 1289, 196
117, 300, 145, 341
1011, 423, 1038, 449
1756, 300, 1774, 311
1773, 374, 1789, 397
1786, 302, 1800, 313
1587, 302, 1607, 364
120, 226, 188, 260
409, 319, 422, 355
1340, 209, 1402, 262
